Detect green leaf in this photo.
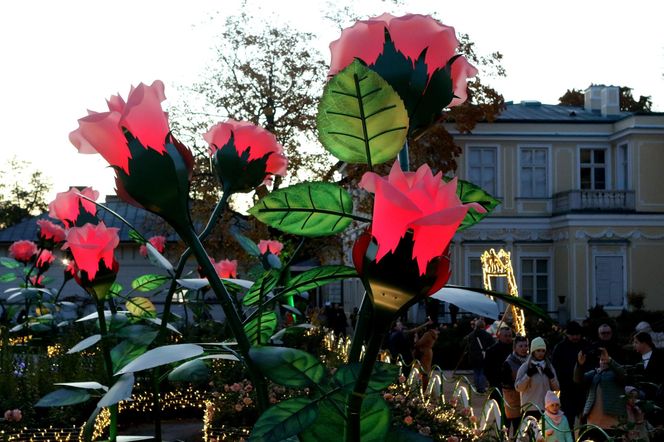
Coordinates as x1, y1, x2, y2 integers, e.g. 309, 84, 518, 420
318, 59, 408, 165
116, 325, 158, 346
0, 257, 21, 269
243, 270, 279, 307
250, 398, 319, 442
0, 272, 17, 282
129, 229, 144, 243
453, 179, 501, 230
111, 340, 149, 373
359, 395, 390, 441
131, 274, 169, 292
333, 362, 400, 394
109, 282, 123, 297
67, 334, 101, 354
98, 373, 134, 408
244, 311, 277, 345
230, 227, 261, 256
279, 266, 357, 299
36, 388, 91, 407
125, 297, 157, 318
168, 358, 210, 383
115, 344, 204, 375
249, 346, 324, 387
249, 182, 354, 237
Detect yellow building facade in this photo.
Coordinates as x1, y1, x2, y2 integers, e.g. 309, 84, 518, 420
447, 85, 664, 320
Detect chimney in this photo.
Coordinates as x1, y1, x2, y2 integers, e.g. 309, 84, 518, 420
600, 86, 620, 116
584, 84, 603, 112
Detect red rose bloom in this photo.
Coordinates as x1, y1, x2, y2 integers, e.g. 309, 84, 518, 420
36, 249, 55, 269
139, 235, 167, 257
36, 219, 66, 243
69, 81, 194, 231
63, 222, 120, 280
360, 162, 485, 275
329, 13, 477, 108
258, 240, 283, 256
48, 187, 99, 228
211, 258, 238, 279
204, 120, 288, 193
30, 275, 44, 287
9, 240, 38, 263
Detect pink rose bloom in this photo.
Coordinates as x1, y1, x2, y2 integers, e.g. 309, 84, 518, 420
48, 187, 99, 228
69, 81, 171, 174
36, 249, 55, 269
360, 162, 485, 274
242, 397, 253, 406
30, 275, 44, 287
36, 219, 66, 243
234, 404, 243, 412
9, 240, 38, 263
329, 13, 477, 107
63, 222, 120, 280
210, 258, 238, 279
230, 383, 242, 392
139, 235, 167, 257
403, 416, 413, 425
258, 240, 283, 256
204, 120, 288, 188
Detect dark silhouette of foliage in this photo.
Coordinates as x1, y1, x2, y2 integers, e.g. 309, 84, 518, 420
0, 158, 51, 228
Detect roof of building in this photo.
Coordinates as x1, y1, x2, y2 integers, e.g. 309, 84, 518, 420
0, 197, 175, 243
495, 101, 634, 123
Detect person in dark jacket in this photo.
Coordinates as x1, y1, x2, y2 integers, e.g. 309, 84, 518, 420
632, 331, 664, 426
484, 325, 514, 396
501, 335, 529, 438
552, 321, 587, 429
464, 318, 495, 393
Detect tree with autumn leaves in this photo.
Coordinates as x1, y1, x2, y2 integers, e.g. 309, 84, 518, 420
559, 86, 653, 112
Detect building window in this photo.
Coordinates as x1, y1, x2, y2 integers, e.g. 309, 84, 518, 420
580, 148, 607, 190
521, 258, 549, 310
520, 147, 548, 197
594, 256, 624, 308
468, 147, 497, 196
469, 258, 483, 288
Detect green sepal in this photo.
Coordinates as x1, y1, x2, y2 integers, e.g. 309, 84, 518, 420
249, 346, 325, 387
452, 178, 501, 230
244, 311, 277, 345
333, 362, 400, 394
249, 397, 319, 442
230, 227, 261, 256
211, 132, 273, 194
249, 182, 354, 237
278, 265, 358, 299
318, 59, 408, 165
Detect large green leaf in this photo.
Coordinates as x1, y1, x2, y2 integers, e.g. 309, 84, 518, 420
67, 334, 101, 354
279, 266, 358, 299
358, 395, 390, 441
125, 297, 157, 318
111, 340, 149, 373
130, 274, 170, 292
243, 270, 280, 307
318, 59, 408, 165
249, 182, 354, 237
244, 311, 277, 345
36, 388, 91, 407
0, 257, 20, 269
115, 344, 204, 375
231, 227, 261, 257
168, 358, 210, 383
249, 346, 324, 387
333, 362, 400, 394
0, 272, 17, 282
249, 398, 319, 442
116, 325, 159, 346
453, 179, 501, 230
98, 373, 134, 408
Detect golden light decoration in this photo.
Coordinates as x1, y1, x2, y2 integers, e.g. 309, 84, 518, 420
481, 248, 526, 336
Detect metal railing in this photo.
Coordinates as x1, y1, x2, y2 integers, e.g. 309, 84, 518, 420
553, 190, 635, 213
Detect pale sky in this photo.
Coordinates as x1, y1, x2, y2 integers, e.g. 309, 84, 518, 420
1, 0, 662, 201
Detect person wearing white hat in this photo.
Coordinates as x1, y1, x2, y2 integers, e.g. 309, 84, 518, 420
540, 391, 574, 442
515, 336, 560, 418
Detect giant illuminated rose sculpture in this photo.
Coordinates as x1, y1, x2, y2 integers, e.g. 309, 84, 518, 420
329, 13, 477, 130
63, 222, 119, 281
48, 187, 99, 228
69, 80, 194, 231
204, 120, 288, 193
8, 240, 37, 264
360, 162, 485, 274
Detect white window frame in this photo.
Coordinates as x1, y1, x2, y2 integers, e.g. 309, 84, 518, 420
518, 254, 553, 312
615, 142, 630, 191
577, 145, 611, 190
465, 144, 501, 198
590, 246, 627, 311
517, 144, 551, 198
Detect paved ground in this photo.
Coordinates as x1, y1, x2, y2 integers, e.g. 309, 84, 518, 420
121, 419, 203, 442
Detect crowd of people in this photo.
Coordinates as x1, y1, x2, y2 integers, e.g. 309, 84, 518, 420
386, 316, 664, 441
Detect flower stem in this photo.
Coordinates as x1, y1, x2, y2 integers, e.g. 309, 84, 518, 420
348, 294, 372, 363
95, 301, 118, 442
180, 226, 268, 412
345, 330, 384, 442
398, 140, 409, 172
